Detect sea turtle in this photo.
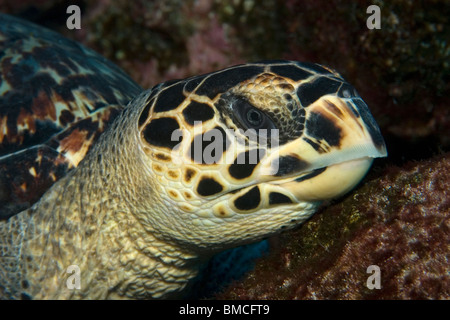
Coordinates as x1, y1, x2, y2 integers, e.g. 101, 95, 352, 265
0, 13, 387, 299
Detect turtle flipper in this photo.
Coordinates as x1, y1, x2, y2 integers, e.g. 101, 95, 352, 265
0, 145, 72, 220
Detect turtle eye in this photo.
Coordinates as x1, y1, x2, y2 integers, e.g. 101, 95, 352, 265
246, 109, 263, 126
233, 97, 276, 131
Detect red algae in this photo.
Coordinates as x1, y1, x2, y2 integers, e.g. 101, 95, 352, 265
218, 154, 450, 299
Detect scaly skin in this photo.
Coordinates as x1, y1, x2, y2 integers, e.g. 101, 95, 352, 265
1, 91, 204, 299
0, 89, 319, 299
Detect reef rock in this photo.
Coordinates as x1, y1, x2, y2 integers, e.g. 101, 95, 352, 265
217, 154, 450, 299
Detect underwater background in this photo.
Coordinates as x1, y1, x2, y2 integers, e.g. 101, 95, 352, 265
0, 0, 448, 299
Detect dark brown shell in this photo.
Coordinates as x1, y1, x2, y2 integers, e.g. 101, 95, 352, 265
0, 13, 142, 219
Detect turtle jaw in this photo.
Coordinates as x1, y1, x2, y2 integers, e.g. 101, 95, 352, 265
271, 157, 374, 201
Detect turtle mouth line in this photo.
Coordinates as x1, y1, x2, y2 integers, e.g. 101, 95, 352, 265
223, 156, 373, 201
266, 156, 374, 186
223, 166, 326, 197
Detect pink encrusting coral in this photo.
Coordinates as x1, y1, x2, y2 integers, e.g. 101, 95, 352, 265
218, 154, 450, 299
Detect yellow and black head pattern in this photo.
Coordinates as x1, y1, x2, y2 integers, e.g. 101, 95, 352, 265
137, 60, 387, 247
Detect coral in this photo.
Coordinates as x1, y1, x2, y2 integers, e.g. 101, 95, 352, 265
83, 1, 191, 74
217, 153, 450, 299
212, 0, 289, 61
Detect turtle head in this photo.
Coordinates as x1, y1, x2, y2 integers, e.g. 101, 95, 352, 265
135, 61, 387, 251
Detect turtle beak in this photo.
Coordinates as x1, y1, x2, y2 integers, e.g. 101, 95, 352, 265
258, 95, 387, 201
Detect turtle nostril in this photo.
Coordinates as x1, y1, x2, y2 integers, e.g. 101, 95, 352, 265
342, 89, 352, 98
